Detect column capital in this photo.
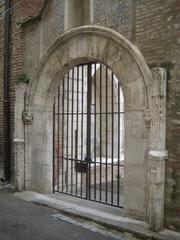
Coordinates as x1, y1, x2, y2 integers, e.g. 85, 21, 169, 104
151, 67, 166, 97
149, 150, 168, 161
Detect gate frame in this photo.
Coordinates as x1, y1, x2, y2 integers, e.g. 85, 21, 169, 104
14, 26, 167, 231
52, 62, 125, 208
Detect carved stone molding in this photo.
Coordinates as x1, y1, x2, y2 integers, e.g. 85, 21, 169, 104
151, 67, 166, 97
22, 111, 33, 125
150, 67, 166, 150
148, 67, 167, 231
144, 109, 151, 128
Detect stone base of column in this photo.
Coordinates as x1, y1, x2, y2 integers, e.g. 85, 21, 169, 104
148, 150, 168, 231
14, 138, 25, 192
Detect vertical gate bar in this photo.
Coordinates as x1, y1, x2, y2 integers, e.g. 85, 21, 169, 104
99, 63, 102, 201
117, 82, 120, 205
57, 86, 60, 191
75, 128, 78, 193
105, 66, 108, 203
66, 72, 70, 193
89, 63, 92, 200
80, 65, 84, 197
62, 77, 65, 192
86, 63, 92, 199
71, 68, 74, 194
76, 66, 79, 195
53, 98, 55, 193
111, 71, 114, 204
94, 63, 97, 200
53, 64, 124, 208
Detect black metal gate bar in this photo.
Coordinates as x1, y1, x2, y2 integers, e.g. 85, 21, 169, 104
86, 63, 92, 199
53, 62, 124, 208
71, 68, 74, 194
117, 82, 120, 205
53, 99, 55, 192
66, 72, 70, 193
80, 65, 84, 197
99, 63, 102, 202
94, 63, 97, 200
111, 71, 114, 204
105, 65, 108, 203
62, 77, 65, 192
57, 86, 60, 191
76, 66, 79, 195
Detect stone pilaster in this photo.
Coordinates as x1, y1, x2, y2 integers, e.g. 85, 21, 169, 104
148, 150, 167, 231
14, 138, 25, 191
148, 68, 167, 231
14, 82, 30, 191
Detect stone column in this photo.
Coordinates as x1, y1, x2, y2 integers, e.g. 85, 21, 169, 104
14, 138, 25, 191
14, 83, 27, 191
148, 68, 168, 231
14, 82, 33, 191
23, 110, 33, 191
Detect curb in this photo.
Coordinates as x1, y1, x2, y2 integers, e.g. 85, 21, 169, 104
14, 191, 180, 240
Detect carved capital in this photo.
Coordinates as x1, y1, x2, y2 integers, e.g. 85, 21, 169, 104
149, 150, 168, 161
13, 138, 25, 144
144, 109, 151, 128
13, 138, 25, 154
151, 68, 166, 97
22, 111, 33, 125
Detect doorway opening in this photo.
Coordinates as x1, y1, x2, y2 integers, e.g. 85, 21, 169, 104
53, 62, 124, 208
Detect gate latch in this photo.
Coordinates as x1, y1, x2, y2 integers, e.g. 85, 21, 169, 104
75, 160, 88, 173
85, 157, 92, 162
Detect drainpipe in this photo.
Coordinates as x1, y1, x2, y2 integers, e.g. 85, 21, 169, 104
1, 0, 11, 182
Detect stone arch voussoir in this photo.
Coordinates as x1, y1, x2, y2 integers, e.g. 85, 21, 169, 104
25, 26, 153, 222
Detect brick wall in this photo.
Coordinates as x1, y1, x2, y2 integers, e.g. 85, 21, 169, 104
9, 0, 46, 176
135, 0, 180, 231
0, 0, 45, 178
21, 0, 44, 20
74, 0, 180, 231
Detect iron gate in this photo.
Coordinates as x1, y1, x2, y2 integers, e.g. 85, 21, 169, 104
53, 62, 124, 207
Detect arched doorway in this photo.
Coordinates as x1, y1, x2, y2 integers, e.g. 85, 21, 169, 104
21, 26, 165, 225
53, 62, 124, 207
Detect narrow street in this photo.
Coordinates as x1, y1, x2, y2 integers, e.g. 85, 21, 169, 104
0, 188, 137, 240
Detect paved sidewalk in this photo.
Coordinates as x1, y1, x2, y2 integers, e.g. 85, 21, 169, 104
14, 191, 180, 240
0, 188, 136, 240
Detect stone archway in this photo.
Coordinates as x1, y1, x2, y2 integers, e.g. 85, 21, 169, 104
15, 26, 167, 231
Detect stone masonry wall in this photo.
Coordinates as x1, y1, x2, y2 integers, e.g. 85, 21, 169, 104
0, 0, 180, 232
93, 0, 134, 40
23, 0, 65, 78
0, 2, 5, 176
39, 0, 65, 57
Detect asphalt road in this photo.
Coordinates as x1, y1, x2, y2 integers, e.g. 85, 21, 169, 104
0, 189, 127, 240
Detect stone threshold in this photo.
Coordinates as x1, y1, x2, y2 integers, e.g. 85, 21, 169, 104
14, 191, 180, 240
